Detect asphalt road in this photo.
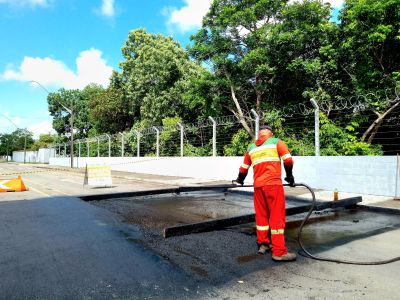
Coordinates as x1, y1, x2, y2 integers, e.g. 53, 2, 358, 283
1, 162, 400, 300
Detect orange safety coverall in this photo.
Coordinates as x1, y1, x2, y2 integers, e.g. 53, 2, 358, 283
238, 131, 294, 256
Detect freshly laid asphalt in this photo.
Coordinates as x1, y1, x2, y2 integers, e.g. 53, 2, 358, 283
1, 162, 400, 299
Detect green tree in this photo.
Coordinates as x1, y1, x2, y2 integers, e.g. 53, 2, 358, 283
118, 29, 207, 125
31, 133, 57, 151
318, 114, 382, 155
339, 0, 400, 143
159, 117, 181, 156
0, 129, 34, 154
88, 83, 133, 134
223, 129, 252, 156
0, 133, 13, 157
189, 0, 335, 136
48, 84, 104, 138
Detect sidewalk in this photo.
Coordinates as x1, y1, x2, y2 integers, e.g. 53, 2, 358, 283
25, 163, 400, 210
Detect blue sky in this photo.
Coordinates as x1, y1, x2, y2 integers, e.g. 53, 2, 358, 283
0, 0, 343, 138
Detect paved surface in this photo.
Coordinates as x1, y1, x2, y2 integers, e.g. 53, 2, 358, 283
1, 162, 400, 299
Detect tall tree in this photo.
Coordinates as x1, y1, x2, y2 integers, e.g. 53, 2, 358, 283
48, 84, 103, 138
0, 133, 13, 157
118, 28, 207, 125
189, 0, 335, 136
340, 0, 400, 143
31, 133, 57, 151
0, 129, 34, 154
88, 81, 134, 134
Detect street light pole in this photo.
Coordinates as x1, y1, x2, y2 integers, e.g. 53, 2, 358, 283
30, 80, 74, 168
24, 134, 27, 164
6, 137, 9, 161
70, 111, 74, 168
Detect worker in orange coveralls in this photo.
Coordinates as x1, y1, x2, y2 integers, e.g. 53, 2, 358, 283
235, 125, 296, 261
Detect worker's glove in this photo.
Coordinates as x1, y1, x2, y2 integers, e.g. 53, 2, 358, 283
284, 175, 295, 187
234, 172, 247, 186
284, 164, 295, 187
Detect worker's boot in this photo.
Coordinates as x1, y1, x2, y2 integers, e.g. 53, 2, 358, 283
272, 251, 297, 262
257, 244, 271, 255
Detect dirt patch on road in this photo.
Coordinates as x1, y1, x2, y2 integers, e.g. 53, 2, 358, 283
91, 192, 254, 230
89, 191, 270, 283
88, 191, 390, 287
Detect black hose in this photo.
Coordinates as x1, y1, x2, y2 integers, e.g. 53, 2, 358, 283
292, 182, 400, 265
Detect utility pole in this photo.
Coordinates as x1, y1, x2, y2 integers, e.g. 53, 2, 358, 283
70, 111, 74, 167
6, 137, 9, 161
24, 133, 27, 164
31, 80, 74, 168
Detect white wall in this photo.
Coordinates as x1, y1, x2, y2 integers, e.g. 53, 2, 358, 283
49, 156, 400, 197
12, 148, 55, 163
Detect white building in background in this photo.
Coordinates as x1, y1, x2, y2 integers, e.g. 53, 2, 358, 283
12, 148, 55, 163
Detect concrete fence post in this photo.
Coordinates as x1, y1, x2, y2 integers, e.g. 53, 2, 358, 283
96, 137, 100, 157
64, 143, 67, 157
177, 123, 184, 157
310, 98, 320, 156
77, 140, 81, 168
119, 132, 124, 157
134, 130, 140, 157
58, 144, 61, 157
250, 109, 260, 140
395, 154, 400, 200
106, 134, 111, 157
153, 127, 160, 157
208, 116, 217, 157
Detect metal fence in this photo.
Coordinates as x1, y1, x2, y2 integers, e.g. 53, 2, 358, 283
51, 114, 250, 158
49, 95, 400, 158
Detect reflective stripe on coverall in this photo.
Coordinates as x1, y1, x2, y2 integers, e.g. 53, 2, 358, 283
239, 132, 293, 257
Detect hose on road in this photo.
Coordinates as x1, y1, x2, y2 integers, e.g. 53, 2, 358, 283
293, 182, 400, 265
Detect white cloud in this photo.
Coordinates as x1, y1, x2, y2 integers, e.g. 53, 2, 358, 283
99, 0, 115, 17
165, 0, 213, 32
28, 120, 55, 138
0, 0, 48, 7
1, 48, 114, 90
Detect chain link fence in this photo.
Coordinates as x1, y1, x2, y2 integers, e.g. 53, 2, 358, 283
50, 91, 400, 158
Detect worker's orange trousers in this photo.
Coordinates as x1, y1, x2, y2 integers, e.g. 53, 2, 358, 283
254, 185, 288, 256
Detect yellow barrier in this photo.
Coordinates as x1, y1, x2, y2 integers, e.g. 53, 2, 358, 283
0, 176, 29, 192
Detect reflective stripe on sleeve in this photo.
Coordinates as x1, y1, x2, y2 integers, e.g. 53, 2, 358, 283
241, 163, 250, 169
256, 225, 270, 231
281, 153, 292, 160
271, 229, 285, 234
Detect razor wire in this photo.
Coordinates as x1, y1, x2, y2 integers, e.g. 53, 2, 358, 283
45, 87, 400, 158
275, 88, 400, 118
48, 112, 400, 158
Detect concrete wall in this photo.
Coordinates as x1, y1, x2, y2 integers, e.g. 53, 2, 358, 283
12, 148, 55, 163
49, 156, 400, 197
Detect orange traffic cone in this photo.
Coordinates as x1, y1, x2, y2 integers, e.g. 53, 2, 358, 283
0, 176, 29, 192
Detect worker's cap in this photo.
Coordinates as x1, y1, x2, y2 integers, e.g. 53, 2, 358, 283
259, 125, 272, 132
